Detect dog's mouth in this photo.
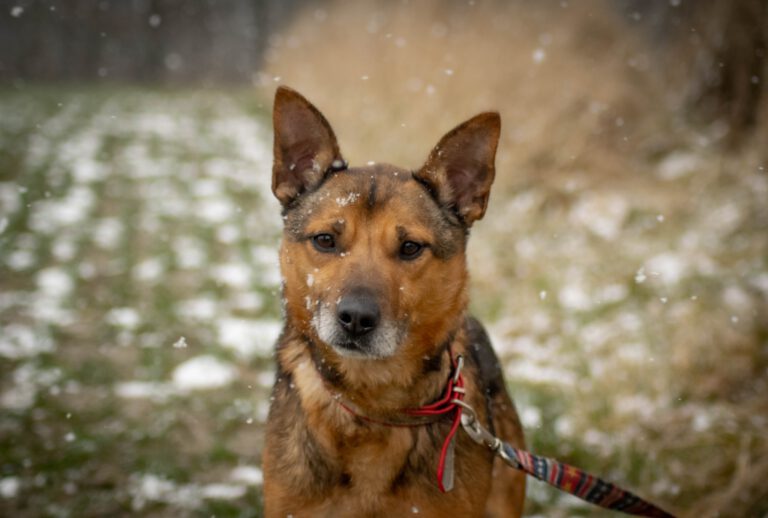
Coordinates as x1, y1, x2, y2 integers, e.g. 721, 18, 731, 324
330, 339, 377, 359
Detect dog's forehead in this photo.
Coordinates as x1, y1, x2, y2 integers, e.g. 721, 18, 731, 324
288, 164, 424, 223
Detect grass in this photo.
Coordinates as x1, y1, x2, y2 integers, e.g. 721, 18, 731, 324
0, 86, 276, 517
1, 1, 767, 516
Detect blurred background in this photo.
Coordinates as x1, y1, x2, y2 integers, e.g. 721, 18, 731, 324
1, 0, 767, 516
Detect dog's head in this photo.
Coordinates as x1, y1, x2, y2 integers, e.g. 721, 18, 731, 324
272, 86, 499, 364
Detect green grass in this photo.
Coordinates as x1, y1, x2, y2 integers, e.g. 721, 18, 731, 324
1, 85, 767, 517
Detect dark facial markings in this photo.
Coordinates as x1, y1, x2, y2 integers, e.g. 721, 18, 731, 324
283, 168, 466, 259
367, 175, 377, 210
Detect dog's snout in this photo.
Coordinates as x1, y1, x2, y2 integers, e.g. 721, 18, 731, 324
337, 290, 380, 337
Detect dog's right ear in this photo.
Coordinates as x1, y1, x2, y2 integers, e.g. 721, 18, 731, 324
272, 86, 345, 206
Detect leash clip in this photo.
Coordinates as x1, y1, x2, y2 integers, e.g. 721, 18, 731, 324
451, 399, 502, 452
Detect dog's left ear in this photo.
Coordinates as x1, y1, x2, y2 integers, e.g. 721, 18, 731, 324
415, 112, 500, 225
272, 86, 345, 206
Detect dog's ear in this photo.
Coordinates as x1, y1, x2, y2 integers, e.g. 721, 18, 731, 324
415, 112, 500, 225
272, 86, 344, 206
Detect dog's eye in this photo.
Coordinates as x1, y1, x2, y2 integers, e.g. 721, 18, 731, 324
312, 233, 336, 252
399, 241, 424, 260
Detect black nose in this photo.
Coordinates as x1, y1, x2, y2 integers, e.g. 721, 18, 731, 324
337, 290, 380, 337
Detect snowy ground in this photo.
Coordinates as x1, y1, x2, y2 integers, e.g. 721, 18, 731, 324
0, 88, 280, 516
1, 87, 767, 517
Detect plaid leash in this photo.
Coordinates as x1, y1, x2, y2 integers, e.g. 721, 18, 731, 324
334, 353, 676, 517
453, 356, 676, 518
497, 442, 675, 517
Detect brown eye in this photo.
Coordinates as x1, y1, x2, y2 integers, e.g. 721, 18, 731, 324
312, 234, 336, 252
399, 241, 424, 260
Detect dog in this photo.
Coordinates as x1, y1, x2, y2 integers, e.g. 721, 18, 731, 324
263, 86, 526, 517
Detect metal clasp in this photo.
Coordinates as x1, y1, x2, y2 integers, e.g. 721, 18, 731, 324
450, 398, 502, 452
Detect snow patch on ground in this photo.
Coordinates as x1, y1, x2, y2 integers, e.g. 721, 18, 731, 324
129, 472, 252, 511
1, 364, 61, 410
114, 381, 176, 402
218, 318, 281, 359
569, 193, 628, 240
0, 477, 20, 499
656, 151, 700, 180
229, 465, 263, 486
171, 355, 237, 391
0, 324, 55, 359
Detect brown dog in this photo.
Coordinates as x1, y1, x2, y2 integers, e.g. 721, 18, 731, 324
263, 86, 526, 517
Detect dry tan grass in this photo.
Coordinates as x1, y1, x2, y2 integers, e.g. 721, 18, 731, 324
259, 0, 677, 191
259, 1, 768, 515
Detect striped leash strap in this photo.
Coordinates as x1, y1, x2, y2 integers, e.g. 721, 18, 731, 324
453, 398, 676, 518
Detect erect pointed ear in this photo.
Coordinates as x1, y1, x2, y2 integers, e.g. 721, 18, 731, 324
272, 86, 345, 206
414, 112, 500, 225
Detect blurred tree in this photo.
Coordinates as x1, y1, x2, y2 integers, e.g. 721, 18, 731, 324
0, 0, 304, 84
687, 0, 767, 141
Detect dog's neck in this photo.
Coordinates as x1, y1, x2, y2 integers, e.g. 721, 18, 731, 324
279, 322, 464, 420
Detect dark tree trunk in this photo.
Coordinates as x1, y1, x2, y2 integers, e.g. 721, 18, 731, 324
687, 0, 768, 141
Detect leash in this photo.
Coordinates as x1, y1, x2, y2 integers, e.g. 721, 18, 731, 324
335, 354, 676, 517
453, 393, 675, 517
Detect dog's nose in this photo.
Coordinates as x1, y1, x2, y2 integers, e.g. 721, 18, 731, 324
337, 290, 380, 337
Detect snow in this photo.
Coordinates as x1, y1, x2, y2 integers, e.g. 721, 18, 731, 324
36, 268, 74, 298
114, 381, 176, 402
645, 252, 687, 286
211, 262, 252, 287
200, 483, 246, 500
28, 186, 95, 232
0, 477, 20, 499
171, 355, 237, 391
229, 465, 263, 486
519, 405, 543, 428
335, 192, 360, 207
230, 292, 263, 311
197, 198, 233, 224
173, 236, 207, 269
218, 318, 281, 359
92, 217, 124, 249
130, 473, 199, 510
657, 151, 699, 180
722, 286, 752, 312
558, 281, 592, 311
1, 364, 61, 410
51, 236, 77, 261
133, 257, 165, 282
0, 324, 55, 359
569, 193, 628, 240
106, 307, 141, 330
176, 297, 219, 320
129, 472, 251, 511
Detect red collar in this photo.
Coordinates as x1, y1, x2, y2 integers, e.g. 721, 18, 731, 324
334, 354, 466, 492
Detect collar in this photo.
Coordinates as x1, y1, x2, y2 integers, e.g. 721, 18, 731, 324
331, 353, 466, 492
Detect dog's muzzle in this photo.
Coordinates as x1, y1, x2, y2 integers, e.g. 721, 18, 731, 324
311, 287, 399, 359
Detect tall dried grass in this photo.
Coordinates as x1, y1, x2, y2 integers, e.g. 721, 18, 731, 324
259, 1, 768, 515
259, 0, 674, 189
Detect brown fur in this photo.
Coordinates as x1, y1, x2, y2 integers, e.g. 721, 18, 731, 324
263, 86, 525, 517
